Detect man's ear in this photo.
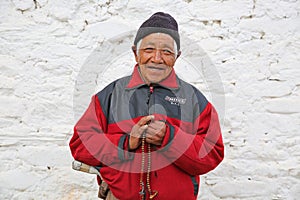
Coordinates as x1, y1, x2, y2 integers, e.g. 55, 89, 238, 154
132, 45, 138, 62
176, 50, 181, 59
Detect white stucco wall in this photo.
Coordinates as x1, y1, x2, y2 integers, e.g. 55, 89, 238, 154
0, 0, 299, 199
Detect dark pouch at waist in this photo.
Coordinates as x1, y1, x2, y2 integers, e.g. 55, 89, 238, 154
98, 181, 109, 199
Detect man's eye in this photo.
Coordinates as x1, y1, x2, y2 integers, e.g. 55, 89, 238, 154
162, 49, 173, 55
143, 48, 155, 52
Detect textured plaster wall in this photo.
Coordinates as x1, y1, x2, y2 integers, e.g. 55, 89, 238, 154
0, 0, 299, 199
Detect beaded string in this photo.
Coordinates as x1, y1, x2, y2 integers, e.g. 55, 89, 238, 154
139, 133, 146, 200
139, 132, 158, 200
146, 143, 151, 194
147, 143, 158, 199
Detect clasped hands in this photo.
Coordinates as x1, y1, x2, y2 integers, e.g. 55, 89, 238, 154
129, 115, 166, 150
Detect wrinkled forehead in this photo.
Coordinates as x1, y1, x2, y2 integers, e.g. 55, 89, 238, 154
139, 33, 175, 49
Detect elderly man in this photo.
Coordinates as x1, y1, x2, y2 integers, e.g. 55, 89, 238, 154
70, 12, 224, 200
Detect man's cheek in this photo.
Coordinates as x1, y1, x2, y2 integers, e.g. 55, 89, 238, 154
166, 58, 176, 66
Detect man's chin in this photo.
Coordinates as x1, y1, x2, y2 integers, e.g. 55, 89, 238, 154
146, 77, 162, 84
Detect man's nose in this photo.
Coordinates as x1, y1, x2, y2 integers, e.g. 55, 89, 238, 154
152, 49, 163, 63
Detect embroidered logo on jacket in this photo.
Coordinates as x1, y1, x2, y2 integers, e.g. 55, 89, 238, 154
165, 96, 186, 106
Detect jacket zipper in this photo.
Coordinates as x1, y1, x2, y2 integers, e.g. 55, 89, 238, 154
147, 84, 154, 110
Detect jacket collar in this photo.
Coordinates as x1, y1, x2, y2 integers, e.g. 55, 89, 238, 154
126, 64, 179, 90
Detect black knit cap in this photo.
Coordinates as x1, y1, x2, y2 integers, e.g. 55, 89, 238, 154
134, 12, 180, 51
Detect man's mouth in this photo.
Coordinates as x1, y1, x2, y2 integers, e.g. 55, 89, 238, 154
147, 66, 165, 71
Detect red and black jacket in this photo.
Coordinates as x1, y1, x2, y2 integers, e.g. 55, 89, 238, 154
70, 65, 224, 200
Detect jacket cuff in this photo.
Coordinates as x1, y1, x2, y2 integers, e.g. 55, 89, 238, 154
118, 134, 134, 161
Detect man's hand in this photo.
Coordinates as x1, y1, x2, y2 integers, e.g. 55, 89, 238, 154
145, 120, 166, 146
129, 115, 154, 150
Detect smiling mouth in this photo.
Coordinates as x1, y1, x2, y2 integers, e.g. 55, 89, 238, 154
147, 66, 165, 71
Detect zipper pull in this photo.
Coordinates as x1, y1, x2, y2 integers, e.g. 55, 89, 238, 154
149, 85, 154, 94
147, 85, 154, 105
139, 182, 145, 199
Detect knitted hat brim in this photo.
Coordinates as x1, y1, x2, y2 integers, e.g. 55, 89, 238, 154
134, 27, 180, 51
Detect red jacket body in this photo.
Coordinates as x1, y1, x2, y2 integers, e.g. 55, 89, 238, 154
70, 65, 224, 200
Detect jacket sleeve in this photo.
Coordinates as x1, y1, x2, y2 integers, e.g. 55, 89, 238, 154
69, 95, 133, 167
161, 102, 224, 176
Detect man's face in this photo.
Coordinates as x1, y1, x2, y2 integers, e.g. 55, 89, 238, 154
134, 33, 178, 85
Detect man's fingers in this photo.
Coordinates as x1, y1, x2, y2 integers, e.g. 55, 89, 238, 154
131, 124, 148, 138
147, 121, 166, 135
129, 116, 153, 150
138, 115, 154, 126
148, 120, 165, 129
146, 133, 160, 141
139, 124, 148, 132
146, 137, 162, 145
137, 124, 148, 138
